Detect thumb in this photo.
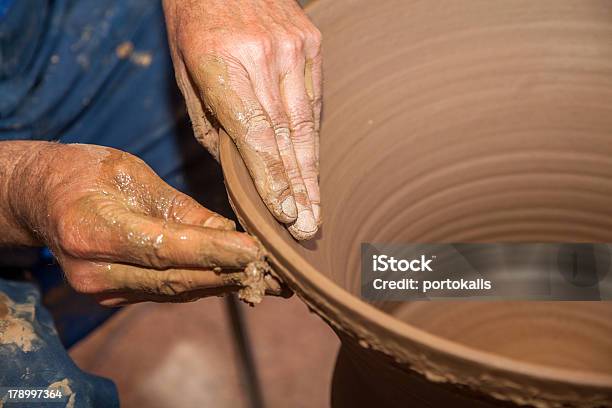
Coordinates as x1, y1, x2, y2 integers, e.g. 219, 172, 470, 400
174, 57, 221, 160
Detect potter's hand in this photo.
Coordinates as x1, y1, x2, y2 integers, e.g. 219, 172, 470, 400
163, 0, 322, 240
2, 142, 273, 305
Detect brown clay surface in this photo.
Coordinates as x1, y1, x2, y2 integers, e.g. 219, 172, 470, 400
221, 0, 612, 406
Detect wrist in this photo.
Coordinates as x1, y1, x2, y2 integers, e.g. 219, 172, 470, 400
1, 141, 59, 247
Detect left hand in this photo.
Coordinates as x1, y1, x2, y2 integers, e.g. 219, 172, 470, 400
162, 0, 322, 240
6, 142, 274, 306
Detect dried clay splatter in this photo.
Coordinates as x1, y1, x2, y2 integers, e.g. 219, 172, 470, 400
48, 378, 76, 408
115, 41, 152, 67
115, 41, 134, 59
0, 293, 39, 353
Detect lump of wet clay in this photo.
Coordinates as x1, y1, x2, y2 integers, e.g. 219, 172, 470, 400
238, 261, 284, 306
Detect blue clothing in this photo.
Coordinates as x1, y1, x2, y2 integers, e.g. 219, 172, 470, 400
0, 1, 231, 407
1, 0, 191, 188
0, 280, 119, 407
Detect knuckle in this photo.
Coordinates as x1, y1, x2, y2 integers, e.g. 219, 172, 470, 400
157, 281, 182, 296
109, 154, 150, 181
272, 116, 291, 138
278, 35, 303, 58
309, 27, 323, 46
149, 233, 169, 269
304, 28, 322, 57
291, 118, 316, 140
243, 109, 271, 134
157, 272, 191, 296
244, 36, 274, 60
274, 126, 291, 144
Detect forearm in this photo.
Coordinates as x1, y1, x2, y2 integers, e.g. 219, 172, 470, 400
0, 141, 53, 247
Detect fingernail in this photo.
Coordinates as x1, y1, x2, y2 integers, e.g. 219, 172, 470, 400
281, 196, 298, 220
288, 211, 318, 240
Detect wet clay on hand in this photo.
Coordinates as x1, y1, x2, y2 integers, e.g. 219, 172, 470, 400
0, 141, 282, 305
220, 0, 612, 406
223, 260, 287, 306
163, 0, 322, 240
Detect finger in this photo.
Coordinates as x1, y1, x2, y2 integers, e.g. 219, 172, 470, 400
63, 258, 230, 294
305, 55, 322, 170
93, 278, 287, 306
156, 187, 236, 231
282, 61, 321, 229
249, 63, 317, 239
193, 57, 297, 224
61, 199, 262, 269
63, 259, 287, 306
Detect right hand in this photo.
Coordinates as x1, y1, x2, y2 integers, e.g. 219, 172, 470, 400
163, 0, 323, 240
9, 143, 274, 305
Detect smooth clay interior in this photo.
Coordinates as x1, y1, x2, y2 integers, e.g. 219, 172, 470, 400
294, 0, 612, 375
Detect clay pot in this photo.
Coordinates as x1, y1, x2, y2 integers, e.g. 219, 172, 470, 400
220, 0, 612, 406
